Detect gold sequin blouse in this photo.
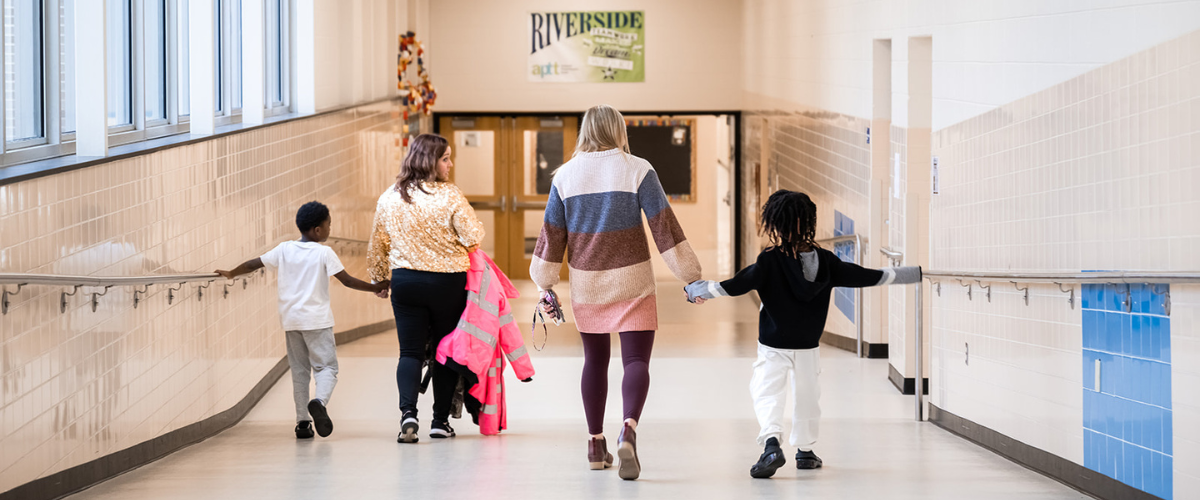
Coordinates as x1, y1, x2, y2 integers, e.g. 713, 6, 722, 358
367, 182, 485, 280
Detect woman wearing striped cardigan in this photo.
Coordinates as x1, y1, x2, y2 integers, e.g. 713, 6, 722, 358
530, 105, 702, 480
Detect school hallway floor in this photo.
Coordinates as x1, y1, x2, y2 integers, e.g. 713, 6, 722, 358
66, 281, 1087, 500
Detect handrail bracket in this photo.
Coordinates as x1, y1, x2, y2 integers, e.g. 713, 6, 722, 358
2, 283, 26, 315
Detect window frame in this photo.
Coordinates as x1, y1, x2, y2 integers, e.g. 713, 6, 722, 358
4, 0, 50, 152
263, 0, 288, 117
0, 0, 293, 168
213, 0, 241, 126
109, 0, 187, 146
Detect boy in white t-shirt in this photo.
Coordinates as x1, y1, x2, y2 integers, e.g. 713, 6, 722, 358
217, 201, 388, 439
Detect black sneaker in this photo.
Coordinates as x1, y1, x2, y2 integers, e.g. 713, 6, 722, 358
750, 437, 786, 478
295, 420, 314, 439
398, 412, 420, 443
307, 399, 333, 437
795, 449, 823, 469
430, 420, 456, 439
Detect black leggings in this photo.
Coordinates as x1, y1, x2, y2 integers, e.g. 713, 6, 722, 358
580, 331, 655, 435
390, 268, 467, 421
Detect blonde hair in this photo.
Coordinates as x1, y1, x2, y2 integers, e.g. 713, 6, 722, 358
574, 105, 629, 156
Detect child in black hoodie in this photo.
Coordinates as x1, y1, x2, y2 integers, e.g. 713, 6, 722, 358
686, 190, 921, 479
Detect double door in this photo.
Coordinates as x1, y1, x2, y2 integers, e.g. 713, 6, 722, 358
440, 115, 578, 280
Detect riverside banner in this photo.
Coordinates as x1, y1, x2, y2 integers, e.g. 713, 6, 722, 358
529, 11, 645, 83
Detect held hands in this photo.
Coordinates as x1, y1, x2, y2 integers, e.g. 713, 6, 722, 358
374, 280, 390, 299
685, 280, 722, 304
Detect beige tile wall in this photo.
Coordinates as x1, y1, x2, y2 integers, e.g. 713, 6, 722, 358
739, 107, 875, 341
0, 100, 403, 492
887, 125, 909, 373
928, 29, 1200, 493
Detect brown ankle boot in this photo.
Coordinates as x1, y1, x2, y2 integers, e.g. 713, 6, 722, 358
617, 422, 640, 480
588, 437, 614, 470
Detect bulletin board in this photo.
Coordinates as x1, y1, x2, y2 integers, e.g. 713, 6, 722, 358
625, 118, 696, 202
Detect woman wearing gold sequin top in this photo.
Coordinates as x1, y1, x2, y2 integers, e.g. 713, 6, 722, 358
367, 134, 485, 443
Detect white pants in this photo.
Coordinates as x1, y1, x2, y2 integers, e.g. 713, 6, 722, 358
749, 343, 821, 450
285, 328, 339, 422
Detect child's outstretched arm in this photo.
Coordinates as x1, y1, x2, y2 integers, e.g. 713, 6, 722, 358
333, 271, 389, 294
831, 259, 921, 288
215, 258, 264, 279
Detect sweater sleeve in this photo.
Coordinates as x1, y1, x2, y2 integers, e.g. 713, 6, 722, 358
638, 169, 702, 283
529, 184, 567, 290
450, 188, 485, 250
366, 199, 392, 283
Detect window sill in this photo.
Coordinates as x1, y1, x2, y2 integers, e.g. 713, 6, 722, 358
0, 97, 398, 187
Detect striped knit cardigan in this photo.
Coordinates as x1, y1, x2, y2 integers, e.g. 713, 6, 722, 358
530, 149, 702, 333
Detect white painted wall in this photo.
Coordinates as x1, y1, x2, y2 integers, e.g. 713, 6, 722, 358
312, 0, 411, 111
742, 0, 1200, 130
428, 0, 742, 112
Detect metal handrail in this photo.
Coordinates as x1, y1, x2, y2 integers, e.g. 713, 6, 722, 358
815, 234, 866, 358
815, 234, 862, 246
880, 246, 902, 261
328, 236, 369, 245
912, 269, 1199, 422
924, 270, 1200, 284
0, 273, 219, 287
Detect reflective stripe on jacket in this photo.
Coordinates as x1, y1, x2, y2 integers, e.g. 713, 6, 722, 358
436, 250, 535, 435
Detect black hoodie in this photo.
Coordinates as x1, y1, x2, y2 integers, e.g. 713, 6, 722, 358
719, 247, 891, 350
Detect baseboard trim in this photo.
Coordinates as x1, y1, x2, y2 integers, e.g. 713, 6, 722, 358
1, 319, 394, 500
929, 405, 1162, 500
887, 362, 928, 395
820, 331, 889, 358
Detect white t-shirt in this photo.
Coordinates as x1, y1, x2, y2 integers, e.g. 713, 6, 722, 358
260, 240, 345, 331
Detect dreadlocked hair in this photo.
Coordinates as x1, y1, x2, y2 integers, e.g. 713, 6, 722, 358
759, 190, 820, 258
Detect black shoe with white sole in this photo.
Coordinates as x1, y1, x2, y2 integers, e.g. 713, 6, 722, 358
750, 437, 786, 478
307, 399, 333, 438
295, 420, 314, 439
397, 412, 420, 443
795, 449, 823, 469
430, 420, 456, 439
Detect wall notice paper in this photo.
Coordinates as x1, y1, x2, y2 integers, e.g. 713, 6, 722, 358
529, 11, 645, 82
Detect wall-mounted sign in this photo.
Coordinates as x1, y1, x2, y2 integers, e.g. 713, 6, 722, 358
529, 11, 645, 83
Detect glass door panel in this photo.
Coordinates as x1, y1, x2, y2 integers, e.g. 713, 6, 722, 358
507, 116, 577, 280
452, 130, 496, 197
439, 116, 507, 271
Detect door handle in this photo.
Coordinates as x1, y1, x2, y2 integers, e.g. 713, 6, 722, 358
500, 196, 507, 213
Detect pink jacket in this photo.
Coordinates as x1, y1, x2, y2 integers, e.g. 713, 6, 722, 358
436, 250, 535, 435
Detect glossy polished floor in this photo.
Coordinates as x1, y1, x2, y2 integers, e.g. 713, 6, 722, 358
67, 282, 1087, 499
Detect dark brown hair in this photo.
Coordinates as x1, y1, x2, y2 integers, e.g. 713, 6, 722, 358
760, 190, 820, 258
395, 134, 450, 203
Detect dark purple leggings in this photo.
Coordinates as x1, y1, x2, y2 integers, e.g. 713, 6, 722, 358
580, 331, 655, 435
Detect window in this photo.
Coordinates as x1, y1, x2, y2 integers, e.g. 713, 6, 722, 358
215, 0, 241, 117
177, 0, 189, 116
106, 0, 132, 128
265, 0, 286, 109
61, 0, 74, 133
0, 0, 290, 166
5, 0, 45, 144
145, 0, 167, 122
228, 0, 241, 110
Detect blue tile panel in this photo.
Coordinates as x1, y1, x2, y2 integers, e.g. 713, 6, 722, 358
1082, 283, 1172, 499
832, 211, 855, 323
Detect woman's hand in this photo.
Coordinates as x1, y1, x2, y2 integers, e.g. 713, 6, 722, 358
684, 290, 706, 304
